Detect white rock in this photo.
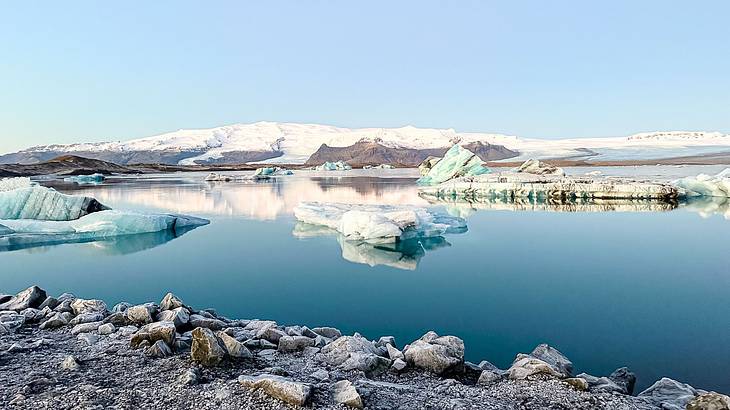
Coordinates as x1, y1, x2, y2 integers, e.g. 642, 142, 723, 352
332, 380, 363, 409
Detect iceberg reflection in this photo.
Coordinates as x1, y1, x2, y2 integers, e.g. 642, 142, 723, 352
292, 222, 451, 270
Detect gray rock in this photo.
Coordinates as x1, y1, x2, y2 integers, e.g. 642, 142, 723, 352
71, 321, 103, 335
20, 308, 44, 323
70, 298, 108, 316
376, 336, 396, 348
69, 312, 105, 325
0, 311, 25, 331
189, 314, 226, 331
0, 294, 11, 304
216, 331, 253, 358
39, 312, 72, 329
312, 326, 342, 339
61, 355, 80, 371
687, 392, 730, 410
145, 340, 173, 358
314, 335, 330, 348
0, 286, 47, 311
256, 327, 287, 344
53, 299, 74, 313
529, 344, 573, 377
610, 367, 637, 395
301, 326, 318, 338
77, 333, 100, 345
564, 377, 589, 391
638, 377, 698, 410
131, 321, 176, 347
57, 292, 76, 302
478, 370, 505, 385
320, 334, 391, 376
112, 302, 131, 313
478, 360, 499, 371
173, 332, 192, 351
157, 307, 190, 328
333, 380, 363, 409
310, 369, 330, 382
391, 358, 407, 372
278, 335, 316, 353
38, 296, 59, 310
386, 344, 404, 361
303, 346, 321, 356
508, 354, 564, 380
98, 323, 116, 335
160, 292, 185, 310
403, 331, 464, 375
117, 325, 138, 337
285, 325, 303, 336
179, 367, 201, 386
126, 304, 156, 325
103, 312, 129, 327
191, 327, 226, 367
576, 372, 626, 394
238, 374, 312, 406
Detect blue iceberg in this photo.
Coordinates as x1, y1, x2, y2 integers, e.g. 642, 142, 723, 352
0, 179, 108, 221
314, 161, 352, 171
63, 173, 106, 184
417, 145, 491, 185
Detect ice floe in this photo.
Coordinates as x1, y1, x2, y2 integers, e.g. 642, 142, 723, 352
313, 161, 352, 171
674, 168, 730, 198
0, 178, 108, 220
63, 173, 106, 184
363, 164, 395, 170
417, 145, 490, 185
516, 159, 565, 177
293, 202, 466, 243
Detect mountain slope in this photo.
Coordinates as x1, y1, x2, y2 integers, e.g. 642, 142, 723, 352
1, 122, 728, 166
0, 155, 139, 176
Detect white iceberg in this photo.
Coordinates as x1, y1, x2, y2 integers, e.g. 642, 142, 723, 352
293, 202, 466, 243
674, 169, 730, 198
63, 173, 106, 184
0, 210, 209, 250
516, 159, 565, 177
363, 164, 395, 170
0, 178, 108, 221
314, 161, 352, 171
417, 145, 490, 185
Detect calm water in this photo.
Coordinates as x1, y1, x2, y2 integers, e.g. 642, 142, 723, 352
2, 166, 729, 393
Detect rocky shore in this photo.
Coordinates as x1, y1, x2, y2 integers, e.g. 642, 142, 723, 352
1, 286, 727, 409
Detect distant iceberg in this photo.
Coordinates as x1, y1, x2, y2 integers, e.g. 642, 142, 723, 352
0, 178, 108, 221
675, 169, 730, 198
417, 145, 490, 185
313, 161, 352, 171
63, 173, 106, 184
293, 201, 466, 243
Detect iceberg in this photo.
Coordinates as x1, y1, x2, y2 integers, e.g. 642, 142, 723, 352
63, 173, 106, 184
416, 145, 490, 185
362, 164, 395, 170
516, 159, 565, 177
314, 161, 352, 171
0, 210, 209, 251
0, 178, 108, 221
674, 169, 730, 198
293, 201, 466, 243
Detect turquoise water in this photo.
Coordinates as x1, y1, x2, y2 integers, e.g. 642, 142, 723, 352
2, 168, 729, 393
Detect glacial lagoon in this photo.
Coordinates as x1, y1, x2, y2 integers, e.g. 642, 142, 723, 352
2, 166, 729, 393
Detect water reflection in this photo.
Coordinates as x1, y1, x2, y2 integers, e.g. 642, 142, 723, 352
0, 226, 199, 254
293, 222, 452, 270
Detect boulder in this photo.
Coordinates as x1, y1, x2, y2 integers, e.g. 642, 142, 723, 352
529, 344, 573, 377
112, 302, 131, 313
638, 378, 698, 410
40, 312, 72, 329
609, 367, 637, 395
103, 312, 129, 327
131, 321, 176, 348
376, 336, 396, 348
238, 374, 311, 406
564, 377, 589, 391
0, 286, 47, 311
310, 369, 330, 382
256, 327, 287, 344
391, 358, 407, 372
403, 331, 464, 375
145, 340, 173, 358
160, 292, 185, 311
508, 354, 564, 380
189, 314, 226, 331
478, 370, 506, 385
278, 336, 316, 353
54, 299, 74, 313
191, 327, 226, 367
575, 373, 624, 394
0, 311, 25, 331
71, 321, 103, 335
320, 334, 390, 375
98, 323, 116, 335
687, 392, 730, 410
70, 299, 107, 316
38, 297, 59, 310
386, 344, 404, 361
126, 304, 156, 325
216, 331, 253, 359
312, 326, 342, 339
69, 312, 105, 325
332, 380, 363, 409
157, 307, 190, 328
61, 355, 80, 371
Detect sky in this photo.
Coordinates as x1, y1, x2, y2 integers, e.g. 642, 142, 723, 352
1, 1, 729, 153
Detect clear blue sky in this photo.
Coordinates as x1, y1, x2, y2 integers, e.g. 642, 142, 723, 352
1, 1, 729, 153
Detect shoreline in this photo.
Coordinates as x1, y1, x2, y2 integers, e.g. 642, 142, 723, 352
1, 285, 726, 409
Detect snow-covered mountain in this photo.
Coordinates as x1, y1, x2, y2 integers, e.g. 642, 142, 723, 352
1, 122, 729, 165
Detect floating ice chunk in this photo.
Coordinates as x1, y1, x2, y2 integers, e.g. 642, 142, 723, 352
363, 164, 395, 170
0, 210, 209, 250
0, 181, 108, 221
293, 202, 466, 243
674, 168, 730, 198
314, 161, 352, 171
254, 167, 293, 176
63, 174, 106, 184
516, 159, 565, 177
417, 145, 490, 185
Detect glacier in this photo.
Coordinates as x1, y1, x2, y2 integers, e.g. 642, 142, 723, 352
417, 145, 491, 186
0, 178, 108, 220
293, 201, 466, 243
674, 168, 730, 198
